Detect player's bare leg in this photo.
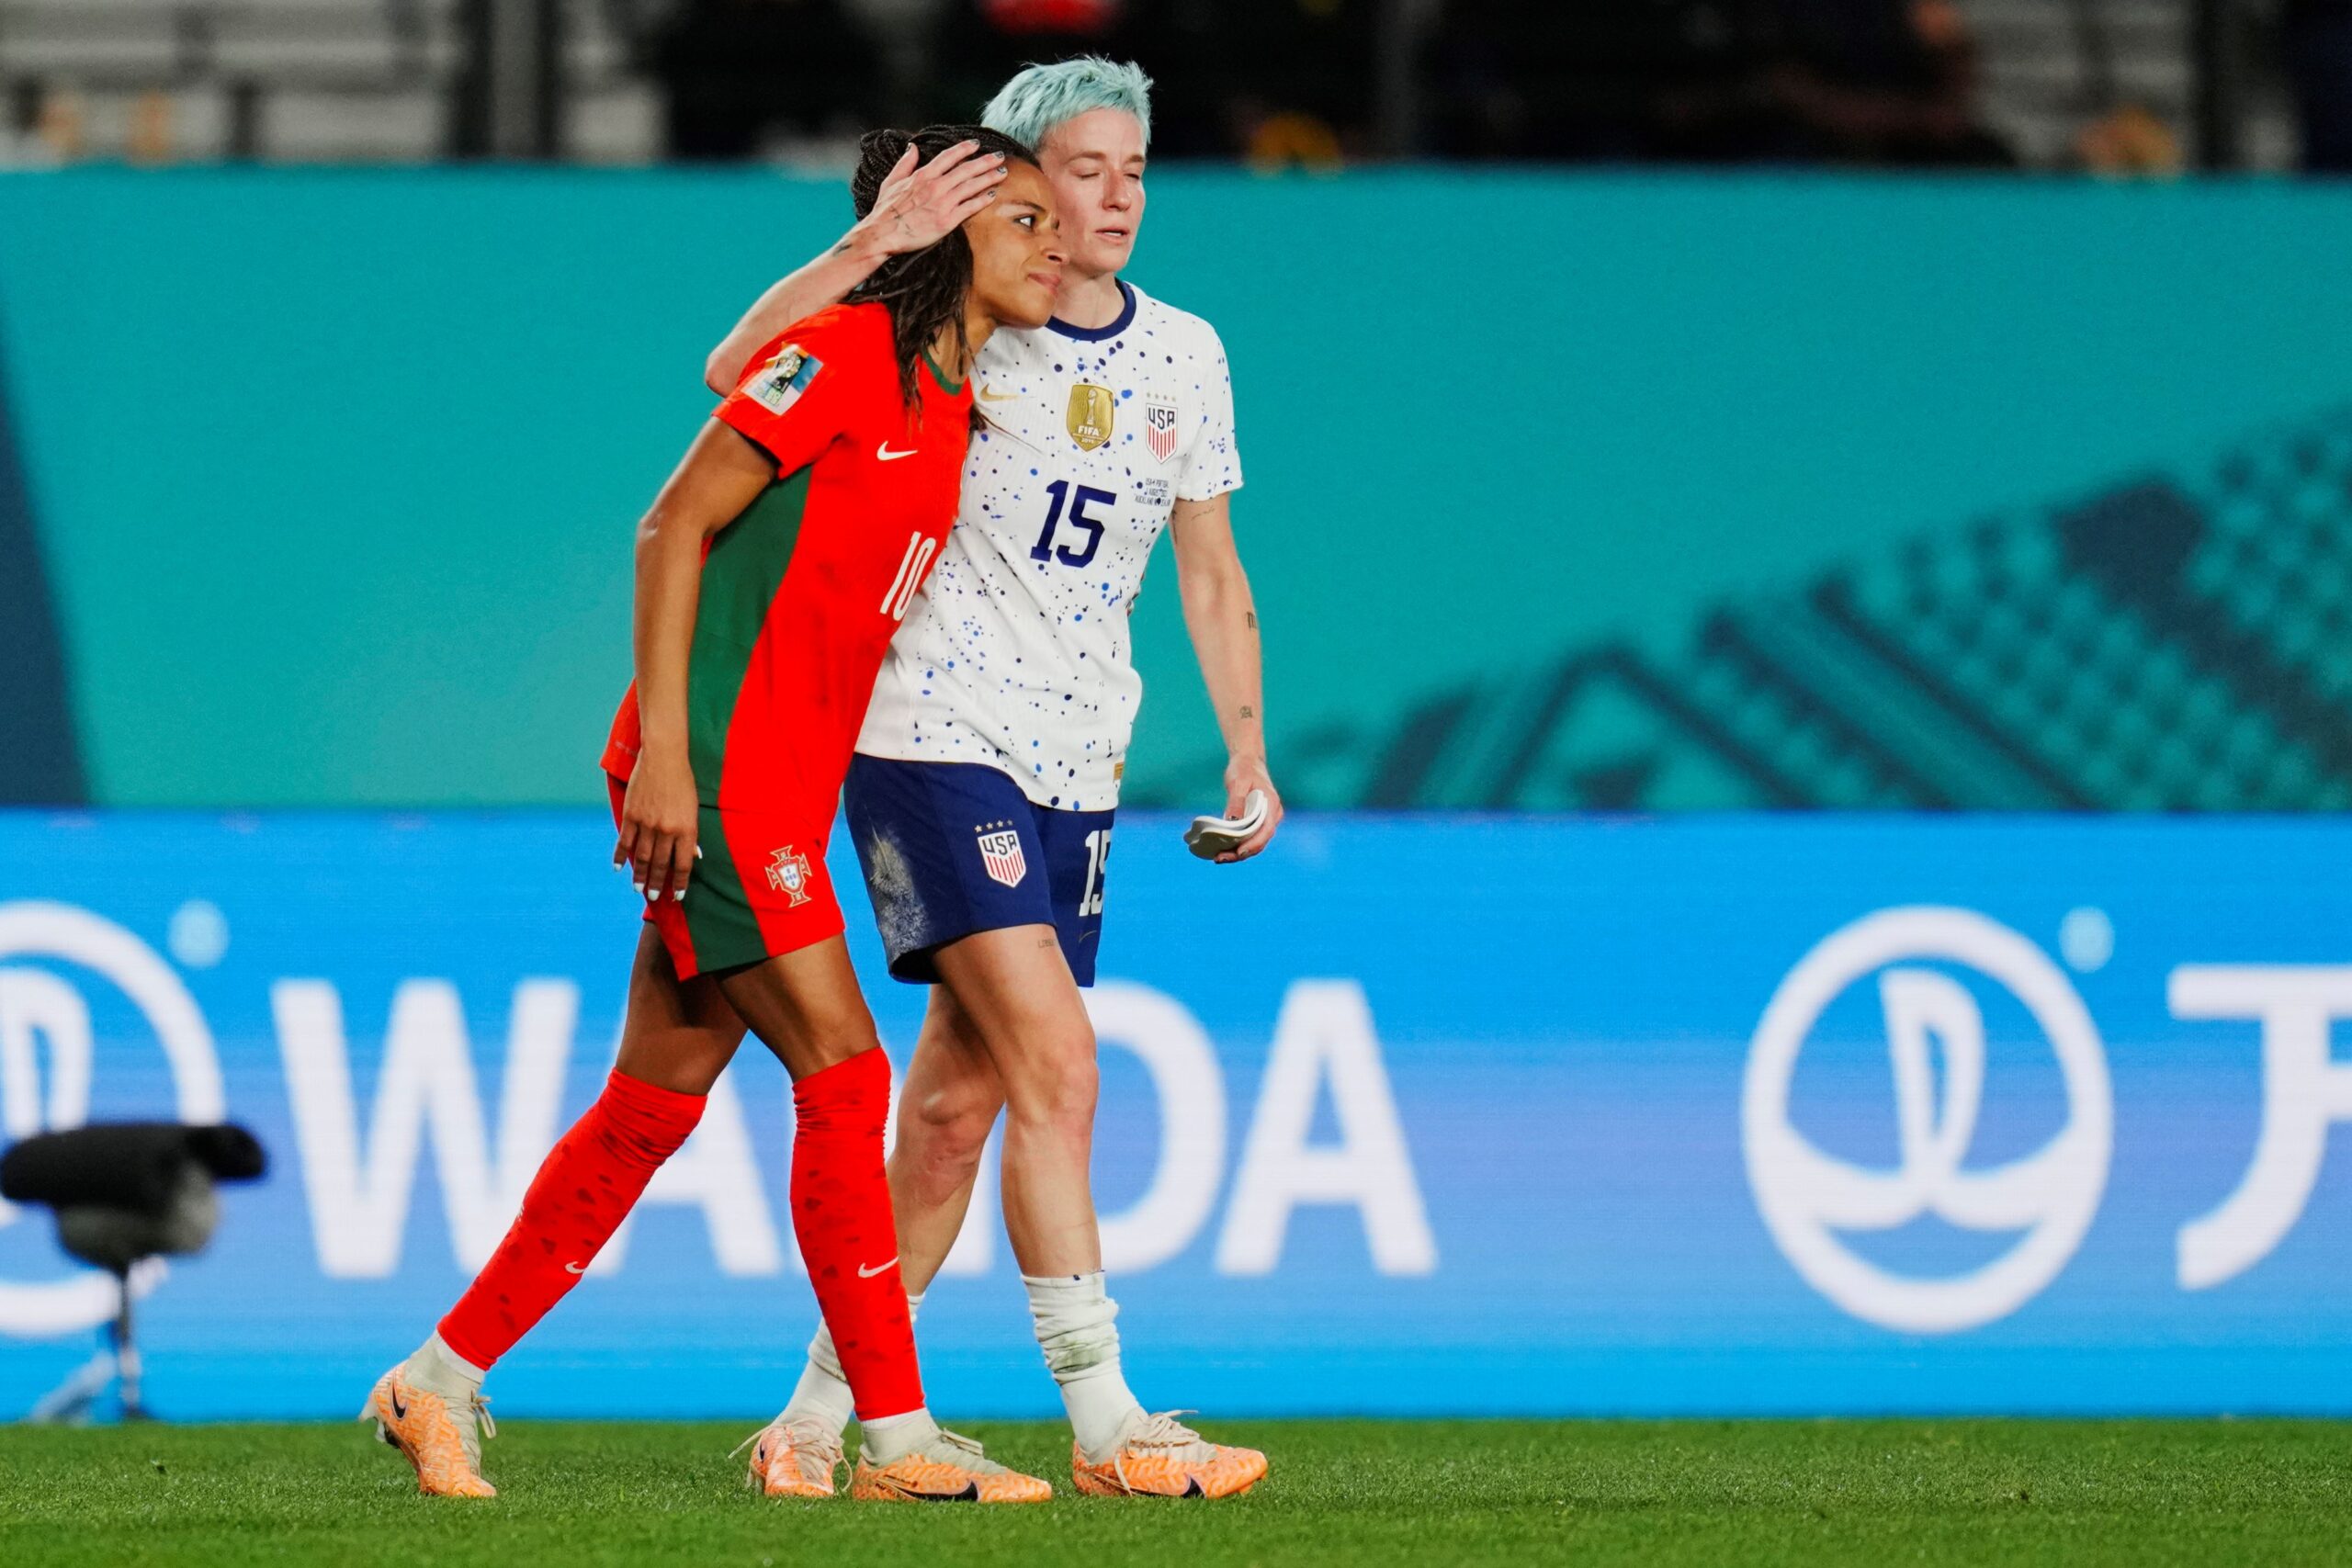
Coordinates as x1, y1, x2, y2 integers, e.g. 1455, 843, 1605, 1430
937, 927, 1261, 1496
887, 987, 1007, 1288
933, 928, 1104, 1273
783, 925, 1265, 1497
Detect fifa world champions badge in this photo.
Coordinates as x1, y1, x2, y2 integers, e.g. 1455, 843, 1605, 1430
1067, 383, 1115, 451
976, 824, 1029, 887
763, 846, 815, 906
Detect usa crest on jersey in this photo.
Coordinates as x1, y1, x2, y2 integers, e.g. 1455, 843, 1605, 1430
1145, 397, 1180, 463
976, 824, 1028, 887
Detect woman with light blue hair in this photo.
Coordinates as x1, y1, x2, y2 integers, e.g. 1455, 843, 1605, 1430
710, 57, 1277, 1501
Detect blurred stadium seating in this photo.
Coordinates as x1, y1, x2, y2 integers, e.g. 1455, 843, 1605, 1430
0, 0, 662, 161
0, 0, 2322, 169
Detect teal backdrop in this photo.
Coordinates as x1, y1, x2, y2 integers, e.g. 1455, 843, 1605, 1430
5, 170, 2350, 809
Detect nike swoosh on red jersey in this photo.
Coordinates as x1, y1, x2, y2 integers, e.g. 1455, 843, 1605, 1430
856, 1257, 899, 1279
876, 444, 918, 462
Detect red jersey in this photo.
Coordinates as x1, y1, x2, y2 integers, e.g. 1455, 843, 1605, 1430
603, 304, 972, 814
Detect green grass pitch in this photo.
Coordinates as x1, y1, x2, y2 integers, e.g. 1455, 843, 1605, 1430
5, 1418, 2350, 1566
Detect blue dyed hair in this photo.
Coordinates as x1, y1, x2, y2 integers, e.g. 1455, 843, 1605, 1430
980, 56, 1153, 152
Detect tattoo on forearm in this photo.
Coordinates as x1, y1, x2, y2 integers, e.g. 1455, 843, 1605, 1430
1238, 705, 1255, 719
829, 236, 854, 255
1245, 612, 1257, 630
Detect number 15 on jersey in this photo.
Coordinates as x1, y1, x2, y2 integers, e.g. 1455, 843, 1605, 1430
1031, 480, 1117, 570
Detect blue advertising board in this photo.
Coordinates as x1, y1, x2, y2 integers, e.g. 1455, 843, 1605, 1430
3, 810, 2350, 1420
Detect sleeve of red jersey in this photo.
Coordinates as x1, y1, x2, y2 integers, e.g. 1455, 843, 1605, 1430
713, 316, 862, 476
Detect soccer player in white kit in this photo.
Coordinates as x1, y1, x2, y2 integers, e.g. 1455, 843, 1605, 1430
706, 60, 1280, 1499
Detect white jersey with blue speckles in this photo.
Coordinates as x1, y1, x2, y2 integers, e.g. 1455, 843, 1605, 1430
855, 280, 1242, 810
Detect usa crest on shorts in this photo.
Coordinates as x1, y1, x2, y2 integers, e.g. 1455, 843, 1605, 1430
1144, 397, 1180, 463
976, 823, 1028, 887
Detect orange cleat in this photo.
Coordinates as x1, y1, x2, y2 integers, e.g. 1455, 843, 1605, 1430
850, 1428, 1053, 1503
1071, 1411, 1266, 1498
360, 1367, 496, 1498
738, 1416, 845, 1498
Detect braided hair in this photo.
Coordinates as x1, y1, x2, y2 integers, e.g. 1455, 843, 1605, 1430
847, 125, 1040, 410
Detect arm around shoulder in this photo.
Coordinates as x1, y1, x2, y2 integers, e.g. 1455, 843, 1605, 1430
701, 139, 1010, 393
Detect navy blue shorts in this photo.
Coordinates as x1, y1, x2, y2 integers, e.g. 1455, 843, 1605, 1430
843, 755, 1116, 987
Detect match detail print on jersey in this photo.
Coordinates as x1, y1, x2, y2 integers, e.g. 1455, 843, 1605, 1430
856, 281, 1245, 813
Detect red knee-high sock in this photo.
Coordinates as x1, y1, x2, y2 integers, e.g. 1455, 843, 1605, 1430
436, 1068, 704, 1371
792, 1048, 923, 1420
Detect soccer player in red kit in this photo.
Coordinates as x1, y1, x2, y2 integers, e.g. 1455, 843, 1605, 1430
361, 126, 1065, 1503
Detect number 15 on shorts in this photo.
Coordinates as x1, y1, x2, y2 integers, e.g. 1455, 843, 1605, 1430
1080, 828, 1111, 918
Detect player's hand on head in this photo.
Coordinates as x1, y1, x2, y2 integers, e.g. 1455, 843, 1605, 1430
615, 752, 699, 902
1220, 759, 1283, 864
863, 139, 1008, 255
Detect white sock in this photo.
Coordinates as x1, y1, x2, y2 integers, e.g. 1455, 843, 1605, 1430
785, 1292, 922, 1439
403, 1332, 484, 1401
1023, 1271, 1144, 1463
857, 1407, 938, 1462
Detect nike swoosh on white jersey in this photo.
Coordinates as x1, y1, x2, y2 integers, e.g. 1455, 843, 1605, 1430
876, 444, 918, 462
856, 1258, 899, 1279
977, 385, 1020, 403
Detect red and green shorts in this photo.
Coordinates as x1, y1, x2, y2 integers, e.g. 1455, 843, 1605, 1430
605, 774, 845, 980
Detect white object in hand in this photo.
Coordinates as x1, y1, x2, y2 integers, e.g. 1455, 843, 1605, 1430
1184, 790, 1268, 861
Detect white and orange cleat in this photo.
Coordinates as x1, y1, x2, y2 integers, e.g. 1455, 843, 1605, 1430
738, 1416, 845, 1499
360, 1367, 497, 1498
850, 1428, 1053, 1504
1071, 1411, 1266, 1498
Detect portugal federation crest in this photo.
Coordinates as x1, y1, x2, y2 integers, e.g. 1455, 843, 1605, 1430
976, 824, 1028, 888
1067, 383, 1114, 451
1144, 396, 1180, 463
763, 845, 815, 907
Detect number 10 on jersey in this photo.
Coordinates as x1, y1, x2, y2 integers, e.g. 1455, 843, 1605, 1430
880, 532, 936, 620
